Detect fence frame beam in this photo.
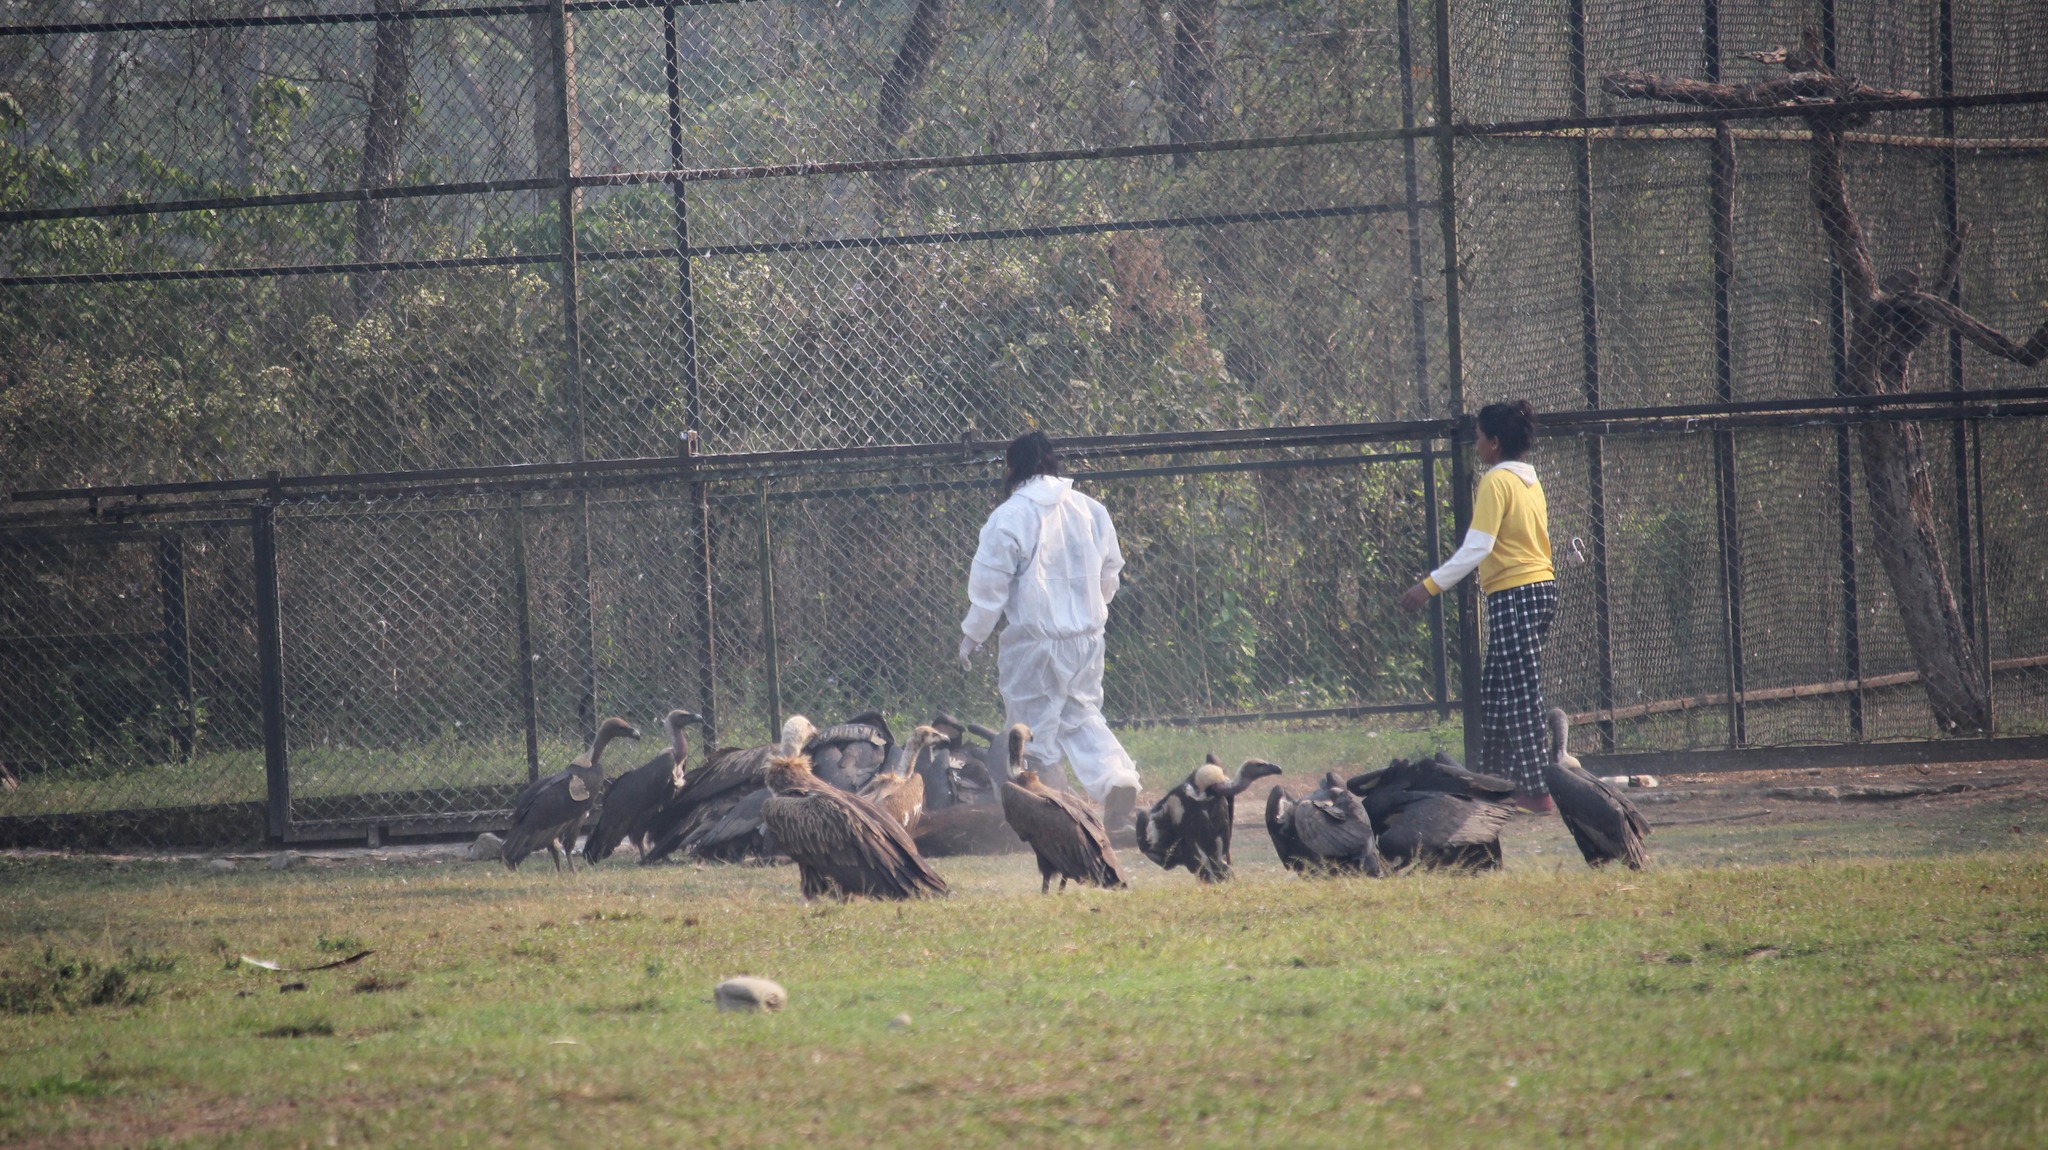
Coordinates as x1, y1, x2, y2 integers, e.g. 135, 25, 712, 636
250, 494, 289, 840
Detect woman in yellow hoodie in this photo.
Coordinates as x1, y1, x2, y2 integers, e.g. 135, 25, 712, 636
1400, 401, 1557, 813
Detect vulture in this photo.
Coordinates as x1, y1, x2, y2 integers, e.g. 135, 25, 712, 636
1131, 755, 1282, 883
583, 708, 700, 864
996, 724, 1129, 893
803, 711, 896, 792
916, 712, 1001, 811
1544, 708, 1650, 869
859, 725, 944, 832
761, 750, 949, 901
1347, 754, 1515, 872
502, 716, 640, 872
639, 714, 815, 864
1265, 771, 1384, 876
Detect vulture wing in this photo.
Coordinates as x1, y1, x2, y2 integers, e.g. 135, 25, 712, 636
1001, 782, 1128, 889
678, 786, 773, 860
1544, 763, 1649, 869
763, 785, 948, 900
503, 771, 585, 868
1379, 792, 1510, 871
859, 770, 927, 831
583, 751, 680, 863
805, 722, 893, 792
638, 745, 774, 862
1265, 785, 1313, 873
1293, 783, 1380, 871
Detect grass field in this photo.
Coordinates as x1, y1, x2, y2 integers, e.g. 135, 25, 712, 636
4, 775, 2047, 1150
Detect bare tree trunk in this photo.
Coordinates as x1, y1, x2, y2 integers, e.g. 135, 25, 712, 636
208, 28, 254, 184
873, 0, 952, 221
74, 0, 126, 156
529, 1, 580, 209
1159, 0, 1218, 168
351, 0, 416, 319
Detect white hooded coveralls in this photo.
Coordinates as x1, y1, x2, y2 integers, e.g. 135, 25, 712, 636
961, 475, 1140, 801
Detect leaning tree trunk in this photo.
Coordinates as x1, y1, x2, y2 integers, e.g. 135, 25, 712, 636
1810, 125, 1990, 733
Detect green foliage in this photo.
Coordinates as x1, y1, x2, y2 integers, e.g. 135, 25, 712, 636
0, 946, 159, 1015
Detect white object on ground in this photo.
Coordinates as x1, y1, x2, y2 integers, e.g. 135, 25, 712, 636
714, 976, 788, 1013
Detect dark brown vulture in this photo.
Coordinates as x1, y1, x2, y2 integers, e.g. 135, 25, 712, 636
1131, 755, 1281, 883
995, 724, 1130, 893
1265, 772, 1384, 876
1347, 753, 1514, 872
502, 716, 640, 872
1544, 708, 1650, 869
583, 708, 700, 864
761, 751, 949, 901
639, 714, 815, 864
803, 711, 895, 792
916, 713, 1002, 810
859, 725, 944, 832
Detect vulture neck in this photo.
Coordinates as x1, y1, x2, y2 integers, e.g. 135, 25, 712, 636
586, 726, 625, 771
669, 721, 690, 766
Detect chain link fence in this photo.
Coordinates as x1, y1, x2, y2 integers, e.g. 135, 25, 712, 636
3, 0, 2046, 846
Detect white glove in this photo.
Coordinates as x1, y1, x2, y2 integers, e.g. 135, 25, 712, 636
958, 634, 981, 669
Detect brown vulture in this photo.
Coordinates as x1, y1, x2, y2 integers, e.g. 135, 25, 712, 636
1543, 708, 1650, 869
583, 709, 700, 864
639, 714, 815, 864
1265, 771, 1384, 876
1131, 755, 1281, 883
995, 724, 1130, 893
859, 725, 944, 832
761, 751, 949, 901
502, 716, 640, 872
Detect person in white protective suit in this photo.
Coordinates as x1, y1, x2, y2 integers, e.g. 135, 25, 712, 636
958, 431, 1142, 829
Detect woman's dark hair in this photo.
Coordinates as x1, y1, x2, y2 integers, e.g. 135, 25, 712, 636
1003, 430, 1062, 496
1476, 400, 1537, 459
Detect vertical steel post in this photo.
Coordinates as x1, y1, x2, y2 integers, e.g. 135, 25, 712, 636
1705, 0, 1745, 747
251, 487, 289, 841
1936, 0, 1976, 652
668, 3, 717, 746
1430, 0, 1480, 767
1972, 420, 1992, 731
1568, 0, 1615, 751
1836, 425, 1864, 736
756, 481, 782, 739
1821, 0, 1862, 739
543, 0, 597, 741
508, 495, 541, 783
156, 533, 195, 760
1397, 0, 1447, 718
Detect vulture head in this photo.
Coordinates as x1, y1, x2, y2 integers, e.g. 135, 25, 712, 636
905, 725, 949, 778
1194, 755, 1282, 798
1003, 723, 1032, 784
765, 751, 820, 795
584, 716, 641, 763
779, 714, 818, 756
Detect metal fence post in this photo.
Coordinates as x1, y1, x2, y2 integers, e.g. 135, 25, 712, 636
682, 435, 718, 745
1706, 0, 1746, 747
1568, 0, 1615, 751
1936, 0, 1979, 666
508, 494, 541, 783
1431, 0, 1480, 766
756, 481, 782, 739
667, 4, 716, 747
251, 488, 289, 841
1397, 0, 1448, 720
1821, 0, 1863, 740
156, 533, 195, 761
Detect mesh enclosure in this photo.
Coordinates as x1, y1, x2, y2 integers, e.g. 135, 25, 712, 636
3, 0, 2047, 847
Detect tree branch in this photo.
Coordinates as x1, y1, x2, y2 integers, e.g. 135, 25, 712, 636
1913, 295, 2048, 366
1933, 221, 1967, 299
1806, 121, 1878, 304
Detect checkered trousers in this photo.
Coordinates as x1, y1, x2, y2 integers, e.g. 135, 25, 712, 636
1479, 580, 1558, 793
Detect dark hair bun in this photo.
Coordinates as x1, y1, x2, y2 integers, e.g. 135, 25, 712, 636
1476, 401, 1537, 459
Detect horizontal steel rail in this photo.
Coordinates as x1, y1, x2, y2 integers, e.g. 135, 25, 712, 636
3, 89, 2042, 229
13, 387, 2048, 508
0, 201, 1427, 288
0, 0, 739, 38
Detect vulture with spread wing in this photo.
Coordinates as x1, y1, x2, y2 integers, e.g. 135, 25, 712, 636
1544, 708, 1650, 869
803, 711, 896, 792
762, 751, 949, 901
638, 715, 814, 864
995, 724, 1129, 892
1131, 755, 1281, 883
1348, 753, 1515, 872
502, 717, 640, 872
